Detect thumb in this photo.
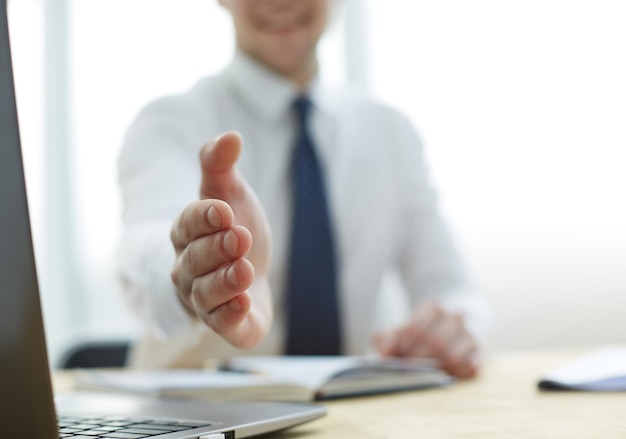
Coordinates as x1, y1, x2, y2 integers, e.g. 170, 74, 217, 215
199, 131, 244, 200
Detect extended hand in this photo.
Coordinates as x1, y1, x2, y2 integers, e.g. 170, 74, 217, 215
170, 132, 272, 349
374, 300, 480, 378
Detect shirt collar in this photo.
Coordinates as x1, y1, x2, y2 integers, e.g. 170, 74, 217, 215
222, 50, 330, 122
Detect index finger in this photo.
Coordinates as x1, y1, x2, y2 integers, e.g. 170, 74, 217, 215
171, 199, 235, 251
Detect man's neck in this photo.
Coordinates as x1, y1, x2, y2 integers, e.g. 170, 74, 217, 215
286, 59, 318, 90
241, 50, 318, 90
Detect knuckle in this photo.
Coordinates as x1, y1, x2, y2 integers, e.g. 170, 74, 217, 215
182, 246, 197, 276
205, 310, 227, 335
191, 278, 210, 312
212, 266, 230, 297
170, 214, 187, 247
203, 303, 233, 335
180, 207, 195, 242
212, 230, 230, 261
170, 268, 180, 287
191, 268, 230, 314
203, 312, 218, 332
169, 223, 178, 244
206, 302, 243, 337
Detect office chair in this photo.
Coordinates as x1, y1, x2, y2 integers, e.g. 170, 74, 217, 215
58, 339, 131, 369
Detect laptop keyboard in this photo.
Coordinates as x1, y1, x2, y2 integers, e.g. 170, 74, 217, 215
58, 415, 212, 438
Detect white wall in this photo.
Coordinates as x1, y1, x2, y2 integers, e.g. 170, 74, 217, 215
366, 0, 626, 350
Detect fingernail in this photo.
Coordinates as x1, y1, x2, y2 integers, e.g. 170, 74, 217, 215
224, 230, 240, 256
226, 263, 238, 287
207, 205, 221, 228
228, 296, 243, 311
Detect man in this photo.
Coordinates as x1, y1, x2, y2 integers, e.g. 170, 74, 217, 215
118, 0, 491, 377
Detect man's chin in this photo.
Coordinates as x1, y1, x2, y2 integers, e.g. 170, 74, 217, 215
258, 49, 315, 79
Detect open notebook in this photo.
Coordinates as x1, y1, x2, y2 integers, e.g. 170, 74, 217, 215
77, 355, 453, 402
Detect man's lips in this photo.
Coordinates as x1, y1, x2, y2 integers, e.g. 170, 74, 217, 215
266, 25, 299, 35
258, 16, 308, 34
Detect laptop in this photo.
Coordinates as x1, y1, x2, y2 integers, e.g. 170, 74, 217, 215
0, 1, 325, 437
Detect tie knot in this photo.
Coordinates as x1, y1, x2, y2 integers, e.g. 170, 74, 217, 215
293, 95, 312, 124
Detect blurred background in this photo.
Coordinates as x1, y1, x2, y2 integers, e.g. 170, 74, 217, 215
8, 0, 626, 368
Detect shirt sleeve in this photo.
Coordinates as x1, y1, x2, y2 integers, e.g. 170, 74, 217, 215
116, 97, 201, 340
389, 110, 492, 346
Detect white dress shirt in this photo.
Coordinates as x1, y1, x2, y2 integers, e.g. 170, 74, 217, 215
117, 51, 491, 368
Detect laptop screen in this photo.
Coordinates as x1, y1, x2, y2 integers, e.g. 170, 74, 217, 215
0, 1, 59, 436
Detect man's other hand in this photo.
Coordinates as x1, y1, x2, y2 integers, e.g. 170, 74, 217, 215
374, 300, 480, 378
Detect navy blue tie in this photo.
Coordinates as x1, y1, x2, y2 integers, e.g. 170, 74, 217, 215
285, 95, 342, 355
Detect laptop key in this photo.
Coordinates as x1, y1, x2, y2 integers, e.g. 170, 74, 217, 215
128, 424, 189, 432
101, 421, 136, 427
100, 433, 148, 439
94, 426, 124, 432
59, 427, 84, 434
73, 424, 105, 430
120, 428, 173, 435
141, 419, 180, 425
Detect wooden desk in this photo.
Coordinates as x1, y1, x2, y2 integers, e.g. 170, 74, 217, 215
54, 349, 626, 438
